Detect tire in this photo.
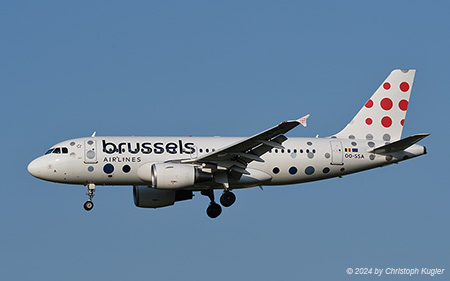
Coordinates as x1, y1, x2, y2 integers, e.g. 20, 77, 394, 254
84, 201, 94, 211
206, 203, 222, 218
220, 191, 236, 207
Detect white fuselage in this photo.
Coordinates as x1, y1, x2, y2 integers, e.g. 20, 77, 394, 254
28, 136, 426, 189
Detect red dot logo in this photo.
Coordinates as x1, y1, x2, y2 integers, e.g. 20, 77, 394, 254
399, 99, 408, 111
380, 98, 393, 111
400, 82, 410, 92
401, 119, 405, 126
381, 116, 392, 128
365, 99, 374, 108
365, 118, 373, 125
383, 82, 391, 90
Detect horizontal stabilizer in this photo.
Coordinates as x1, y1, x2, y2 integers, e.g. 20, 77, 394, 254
368, 133, 429, 154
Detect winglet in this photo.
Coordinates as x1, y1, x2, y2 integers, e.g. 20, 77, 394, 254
298, 114, 310, 127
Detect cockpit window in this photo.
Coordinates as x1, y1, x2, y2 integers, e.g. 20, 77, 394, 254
45, 147, 69, 155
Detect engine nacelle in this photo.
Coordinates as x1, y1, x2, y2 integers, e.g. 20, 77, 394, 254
133, 186, 193, 208
151, 163, 212, 189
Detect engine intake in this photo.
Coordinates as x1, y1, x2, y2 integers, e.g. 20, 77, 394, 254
151, 163, 212, 189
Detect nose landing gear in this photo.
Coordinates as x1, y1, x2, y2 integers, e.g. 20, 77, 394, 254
84, 183, 95, 211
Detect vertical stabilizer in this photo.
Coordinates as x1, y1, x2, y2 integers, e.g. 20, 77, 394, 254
333, 69, 415, 141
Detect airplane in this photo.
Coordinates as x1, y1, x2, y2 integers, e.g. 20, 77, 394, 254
28, 69, 429, 218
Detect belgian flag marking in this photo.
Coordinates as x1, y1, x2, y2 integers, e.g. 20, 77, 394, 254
345, 148, 358, 152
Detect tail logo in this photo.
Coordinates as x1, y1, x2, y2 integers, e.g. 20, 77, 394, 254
365, 82, 411, 128
334, 69, 416, 141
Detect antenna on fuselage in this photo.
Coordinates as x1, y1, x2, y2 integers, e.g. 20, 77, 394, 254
91, 131, 96, 137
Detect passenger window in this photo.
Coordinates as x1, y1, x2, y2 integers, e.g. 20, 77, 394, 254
53, 147, 61, 154
45, 148, 54, 155
62, 147, 68, 154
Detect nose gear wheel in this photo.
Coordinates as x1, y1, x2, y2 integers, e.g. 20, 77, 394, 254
84, 200, 94, 211
84, 183, 95, 211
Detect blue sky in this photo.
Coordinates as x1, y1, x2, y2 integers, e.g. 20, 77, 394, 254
1, 1, 449, 280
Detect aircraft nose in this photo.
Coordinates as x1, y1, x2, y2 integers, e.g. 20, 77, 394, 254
27, 157, 47, 179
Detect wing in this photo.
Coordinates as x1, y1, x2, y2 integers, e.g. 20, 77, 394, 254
181, 115, 310, 184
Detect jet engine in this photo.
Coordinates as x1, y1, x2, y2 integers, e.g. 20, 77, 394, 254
151, 163, 213, 189
133, 186, 193, 208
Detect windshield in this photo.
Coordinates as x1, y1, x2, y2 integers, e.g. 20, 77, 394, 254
44, 147, 69, 155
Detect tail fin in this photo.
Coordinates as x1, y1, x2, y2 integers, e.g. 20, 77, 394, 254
333, 69, 416, 141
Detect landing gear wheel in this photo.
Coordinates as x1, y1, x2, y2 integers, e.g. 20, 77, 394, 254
206, 203, 222, 219
220, 191, 236, 207
84, 183, 95, 211
84, 200, 94, 211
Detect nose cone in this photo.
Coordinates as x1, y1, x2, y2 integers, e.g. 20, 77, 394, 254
27, 157, 48, 179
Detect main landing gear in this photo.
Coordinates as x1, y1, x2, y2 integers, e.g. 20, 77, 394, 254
83, 183, 95, 211
202, 189, 221, 218
220, 191, 236, 207
202, 189, 236, 219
